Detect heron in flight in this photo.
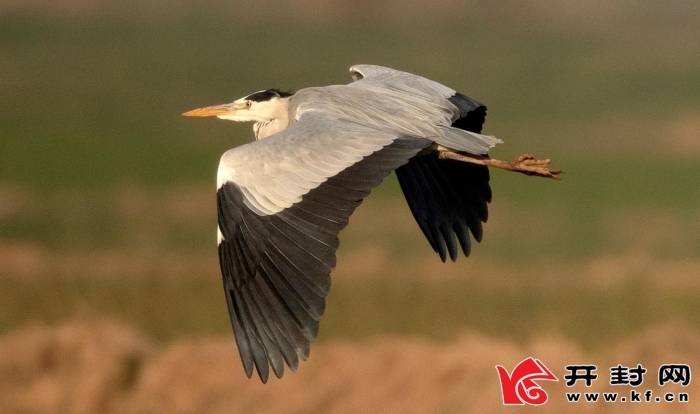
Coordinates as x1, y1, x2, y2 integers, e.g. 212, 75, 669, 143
183, 65, 559, 382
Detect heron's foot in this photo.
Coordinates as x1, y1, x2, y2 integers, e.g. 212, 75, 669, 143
438, 151, 562, 180
508, 153, 562, 179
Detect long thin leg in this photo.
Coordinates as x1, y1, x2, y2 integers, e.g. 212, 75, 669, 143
438, 151, 562, 179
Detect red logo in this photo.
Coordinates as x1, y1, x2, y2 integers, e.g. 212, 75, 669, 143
496, 357, 558, 405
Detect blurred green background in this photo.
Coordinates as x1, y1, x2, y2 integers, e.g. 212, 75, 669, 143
2, 0, 700, 350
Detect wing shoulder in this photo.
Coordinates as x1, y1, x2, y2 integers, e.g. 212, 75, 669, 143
349, 64, 456, 100
218, 111, 398, 215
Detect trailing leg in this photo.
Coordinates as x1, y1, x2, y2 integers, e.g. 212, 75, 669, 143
438, 151, 562, 179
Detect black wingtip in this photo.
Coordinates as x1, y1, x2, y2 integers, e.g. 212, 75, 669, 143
257, 367, 269, 384
438, 248, 447, 263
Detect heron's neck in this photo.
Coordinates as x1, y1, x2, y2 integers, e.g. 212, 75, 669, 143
253, 102, 290, 139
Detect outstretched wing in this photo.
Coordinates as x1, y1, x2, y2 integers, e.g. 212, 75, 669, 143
350, 65, 493, 262
217, 111, 431, 382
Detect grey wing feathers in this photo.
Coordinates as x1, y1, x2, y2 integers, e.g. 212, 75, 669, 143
218, 112, 399, 215
348, 65, 501, 154
218, 138, 431, 382
349, 64, 456, 100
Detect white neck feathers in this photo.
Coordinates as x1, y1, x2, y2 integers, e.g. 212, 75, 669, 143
253, 98, 291, 139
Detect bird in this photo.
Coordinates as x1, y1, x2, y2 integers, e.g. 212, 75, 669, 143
182, 65, 560, 383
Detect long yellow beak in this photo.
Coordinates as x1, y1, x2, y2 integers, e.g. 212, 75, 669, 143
181, 103, 237, 117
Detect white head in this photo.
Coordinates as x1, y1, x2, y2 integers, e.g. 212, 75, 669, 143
183, 89, 294, 139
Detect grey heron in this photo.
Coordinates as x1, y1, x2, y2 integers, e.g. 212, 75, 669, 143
183, 65, 560, 383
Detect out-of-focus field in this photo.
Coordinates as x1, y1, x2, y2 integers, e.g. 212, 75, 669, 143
2, 319, 700, 414
2, 1, 700, 412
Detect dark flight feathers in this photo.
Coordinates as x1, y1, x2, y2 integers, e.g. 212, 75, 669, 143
395, 92, 491, 262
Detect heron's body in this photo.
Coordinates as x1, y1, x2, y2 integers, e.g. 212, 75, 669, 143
183, 65, 557, 383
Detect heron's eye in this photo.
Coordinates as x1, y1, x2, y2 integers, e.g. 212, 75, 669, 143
245, 101, 252, 108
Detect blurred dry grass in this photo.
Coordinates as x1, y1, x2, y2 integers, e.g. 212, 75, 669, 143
1, 319, 698, 414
